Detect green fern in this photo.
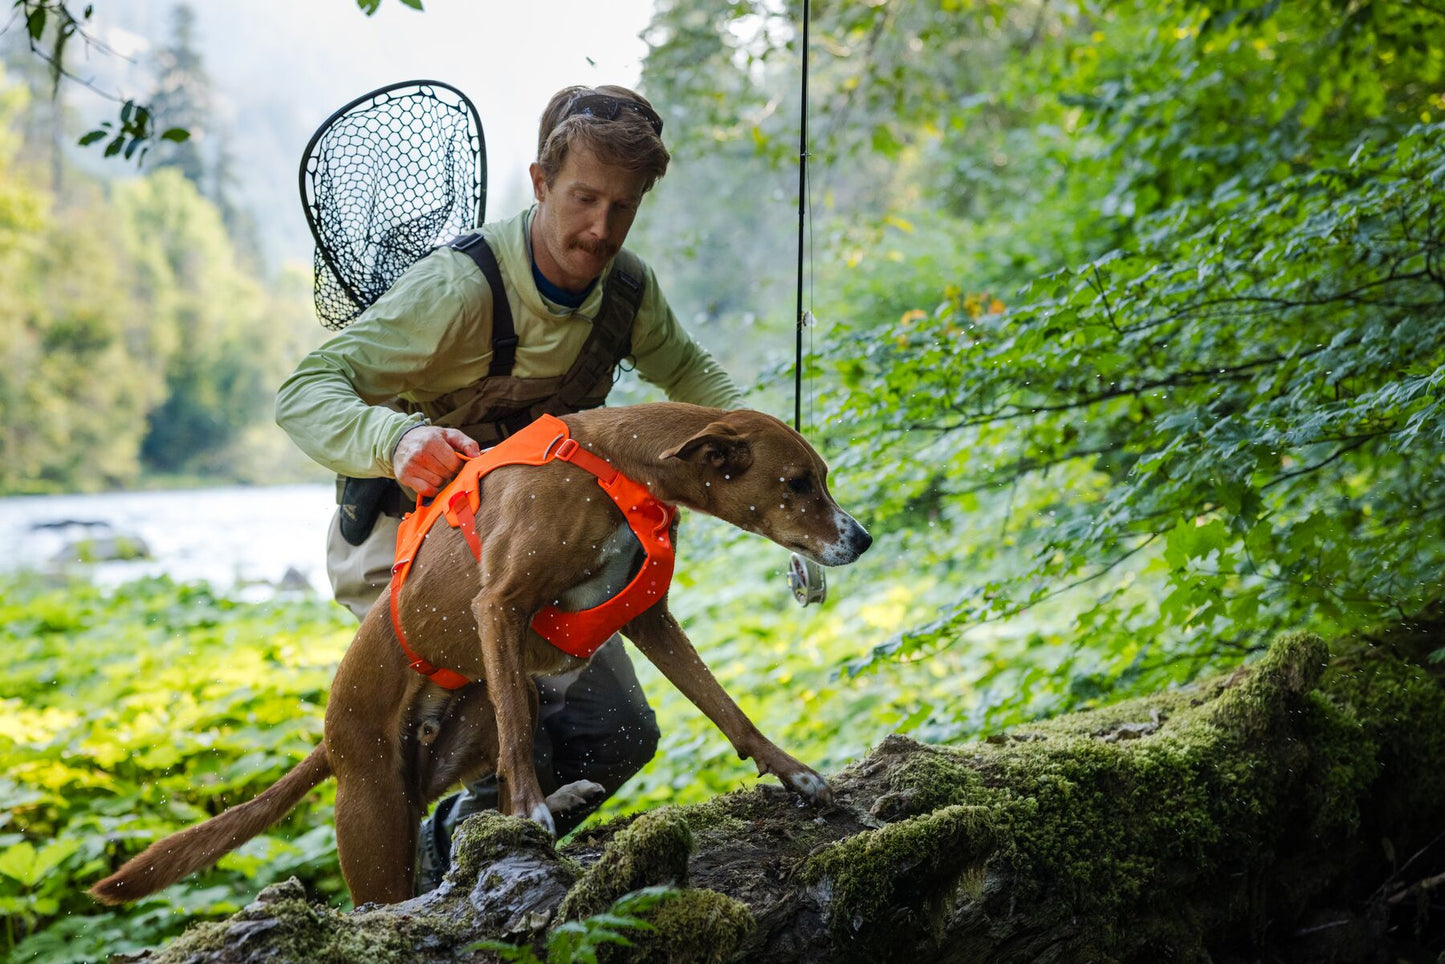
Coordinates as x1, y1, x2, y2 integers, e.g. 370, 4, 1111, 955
470, 886, 677, 964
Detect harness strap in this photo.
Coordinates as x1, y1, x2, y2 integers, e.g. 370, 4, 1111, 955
447, 489, 484, 559
389, 568, 473, 689
553, 437, 617, 483
443, 441, 614, 569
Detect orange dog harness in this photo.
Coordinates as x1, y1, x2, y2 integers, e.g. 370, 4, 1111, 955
389, 414, 677, 689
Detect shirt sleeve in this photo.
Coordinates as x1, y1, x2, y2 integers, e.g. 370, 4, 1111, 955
274, 250, 490, 477
628, 264, 744, 410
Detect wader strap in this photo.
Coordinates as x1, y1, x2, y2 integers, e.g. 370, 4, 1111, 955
450, 233, 518, 377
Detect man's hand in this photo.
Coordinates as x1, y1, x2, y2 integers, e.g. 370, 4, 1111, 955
393, 425, 481, 497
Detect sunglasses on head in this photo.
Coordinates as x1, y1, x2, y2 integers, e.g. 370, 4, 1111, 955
562, 93, 664, 137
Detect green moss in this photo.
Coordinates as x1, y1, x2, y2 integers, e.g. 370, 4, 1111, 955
149, 879, 471, 964
625, 888, 755, 964
1319, 642, 1445, 823
803, 803, 998, 939
448, 811, 560, 886
867, 741, 990, 818
152, 919, 231, 957
672, 787, 759, 843
558, 807, 693, 921
1208, 631, 1329, 737
801, 631, 1356, 954
1294, 688, 1376, 838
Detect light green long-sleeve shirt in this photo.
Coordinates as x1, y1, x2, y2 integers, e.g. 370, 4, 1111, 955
276, 208, 742, 478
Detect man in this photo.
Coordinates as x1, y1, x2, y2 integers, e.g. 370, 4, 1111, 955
275, 84, 742, 891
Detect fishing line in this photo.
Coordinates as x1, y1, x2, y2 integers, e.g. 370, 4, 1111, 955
787, 0, 828, 608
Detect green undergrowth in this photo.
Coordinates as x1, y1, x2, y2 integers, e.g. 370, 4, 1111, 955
0, 557, 1284, 962
591, 512, 1255, 827
0, 573, 353, 962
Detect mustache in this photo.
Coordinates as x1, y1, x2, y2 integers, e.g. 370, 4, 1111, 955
570, 238, 617, 259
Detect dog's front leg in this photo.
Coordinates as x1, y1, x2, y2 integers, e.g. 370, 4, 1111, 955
471, 593, 553, 834
625, 606, 833, 806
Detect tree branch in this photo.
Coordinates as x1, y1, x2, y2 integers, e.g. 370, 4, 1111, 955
1262, 435, 1376, 490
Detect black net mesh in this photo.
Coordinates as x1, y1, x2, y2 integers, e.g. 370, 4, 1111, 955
300, 81, 486, 330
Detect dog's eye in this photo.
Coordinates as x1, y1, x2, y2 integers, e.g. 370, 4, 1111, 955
786, 476, 813, 495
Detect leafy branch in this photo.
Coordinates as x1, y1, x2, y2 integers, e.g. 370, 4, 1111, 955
4, 1, 188, 164
5, 0, 423, 165
814, 121, 1445, 684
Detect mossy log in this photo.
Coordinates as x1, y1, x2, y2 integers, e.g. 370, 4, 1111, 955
122, 626, 1445, 963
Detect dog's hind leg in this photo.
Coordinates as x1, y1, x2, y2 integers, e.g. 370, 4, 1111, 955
330, 716, 421, 905
325, 624, 422, 905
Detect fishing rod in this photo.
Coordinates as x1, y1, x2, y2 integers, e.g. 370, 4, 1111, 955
793, 0, 809, 436
786, 0, 828, 608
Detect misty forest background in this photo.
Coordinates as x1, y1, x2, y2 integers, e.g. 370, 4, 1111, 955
3, 0, 1444, 960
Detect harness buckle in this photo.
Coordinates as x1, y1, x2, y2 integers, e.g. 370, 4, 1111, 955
554, 437, 580, 461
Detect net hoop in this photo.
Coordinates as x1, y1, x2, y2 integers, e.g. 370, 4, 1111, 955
299, 80, 486, 329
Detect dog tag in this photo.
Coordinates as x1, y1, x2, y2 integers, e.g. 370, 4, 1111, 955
788, 552, 827, 606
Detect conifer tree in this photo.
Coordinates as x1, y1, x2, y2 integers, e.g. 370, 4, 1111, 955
148, 3, 209, 186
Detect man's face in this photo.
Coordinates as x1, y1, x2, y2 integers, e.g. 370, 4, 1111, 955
529, 148, 648, 294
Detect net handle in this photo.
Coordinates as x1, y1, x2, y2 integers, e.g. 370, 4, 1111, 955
298, 79, 486, 316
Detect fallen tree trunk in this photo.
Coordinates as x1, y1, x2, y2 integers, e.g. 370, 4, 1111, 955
123, 626, 1445, 963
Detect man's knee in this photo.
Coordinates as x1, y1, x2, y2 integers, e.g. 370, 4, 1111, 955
611, 699, 660, 778
544, 638, 660, 789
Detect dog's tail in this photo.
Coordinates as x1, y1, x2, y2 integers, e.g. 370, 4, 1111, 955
89, 744, 332, 905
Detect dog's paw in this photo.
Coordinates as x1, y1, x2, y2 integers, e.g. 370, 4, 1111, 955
527, 801, 558, 837
784, 769, 835, 807
546, 780, 606, 816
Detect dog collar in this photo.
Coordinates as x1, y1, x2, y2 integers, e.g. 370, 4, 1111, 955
389, 414, 676, 689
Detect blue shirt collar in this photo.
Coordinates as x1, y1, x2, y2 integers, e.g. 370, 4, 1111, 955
531, 259, 595, 310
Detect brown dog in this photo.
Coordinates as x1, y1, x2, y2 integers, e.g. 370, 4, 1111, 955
90, 403, 871, 906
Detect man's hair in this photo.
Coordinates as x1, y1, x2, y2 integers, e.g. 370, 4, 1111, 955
536, 85, 670, 192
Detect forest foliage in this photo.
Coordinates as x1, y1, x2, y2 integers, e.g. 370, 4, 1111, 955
0, 19, 321, 494
2, 0, 1444, 960
634, 0, 1445, 686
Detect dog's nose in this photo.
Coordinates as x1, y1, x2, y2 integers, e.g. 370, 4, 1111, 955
849, 521, 872, 557
819, 515, 871, 565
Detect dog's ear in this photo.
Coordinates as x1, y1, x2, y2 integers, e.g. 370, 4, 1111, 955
659, 422, 754, 475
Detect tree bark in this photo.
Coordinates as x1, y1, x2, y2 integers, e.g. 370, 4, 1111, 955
123, 625, 1445, 964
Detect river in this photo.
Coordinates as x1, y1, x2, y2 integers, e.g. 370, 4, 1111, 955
0, 483, 338, 600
